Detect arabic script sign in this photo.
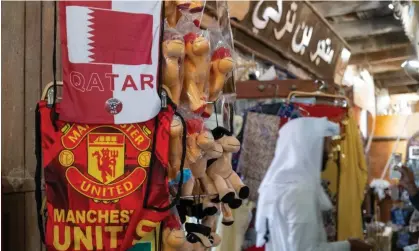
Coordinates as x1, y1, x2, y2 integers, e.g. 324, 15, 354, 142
242, 0, 350, 80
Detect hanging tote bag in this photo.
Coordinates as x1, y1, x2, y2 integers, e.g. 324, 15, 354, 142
59, 1, 163, 124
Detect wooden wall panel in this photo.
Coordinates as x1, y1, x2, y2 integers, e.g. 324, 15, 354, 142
1, 1, 26, 192
371, 114, 419, 138
368, 113, 419, 181
24, 1, 42, 192
2, 194, 26, 251
369, 140, 407, 181
25, 192, 42, 251
2, 1, 59, 250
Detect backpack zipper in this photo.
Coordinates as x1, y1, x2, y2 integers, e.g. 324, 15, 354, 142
161, 89, 167, 109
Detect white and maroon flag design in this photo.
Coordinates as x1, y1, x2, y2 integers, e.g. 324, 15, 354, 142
59, 1, 162, 124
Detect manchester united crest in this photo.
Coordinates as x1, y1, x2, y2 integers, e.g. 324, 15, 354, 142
88, 133, 125, 184
60, 123, 153, 203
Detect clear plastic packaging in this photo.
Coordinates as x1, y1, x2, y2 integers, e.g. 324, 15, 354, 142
163, 22, 185, 106
177, 12, 211, 115
202, 29, 235, 118
164, 0, 195, 28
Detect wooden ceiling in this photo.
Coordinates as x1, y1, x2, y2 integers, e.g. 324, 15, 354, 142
311, 1, 417, 94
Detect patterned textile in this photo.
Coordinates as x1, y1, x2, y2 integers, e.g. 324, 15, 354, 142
238, 112, 282, 202
236, 103, 305, 201
234, 102, 306, 168
322, 179, 338, 242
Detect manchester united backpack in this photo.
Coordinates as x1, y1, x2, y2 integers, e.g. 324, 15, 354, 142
35, 1, 186, 250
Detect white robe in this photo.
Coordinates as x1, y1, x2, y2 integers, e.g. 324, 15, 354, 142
255, 117, 350, 251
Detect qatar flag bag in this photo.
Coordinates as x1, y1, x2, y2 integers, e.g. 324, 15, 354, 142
35, 99, 186, 251
59, 1, 163, 124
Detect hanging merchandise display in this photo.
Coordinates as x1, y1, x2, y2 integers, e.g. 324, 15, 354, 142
34, 1, 250, 250
59, 1, 163, 124
233, 82, 368, 249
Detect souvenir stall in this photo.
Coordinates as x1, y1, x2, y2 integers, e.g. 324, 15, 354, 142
368, 121, 419, 251
231, 78, 369, 250
33, 1, 252, 251
200, 1, 360, 250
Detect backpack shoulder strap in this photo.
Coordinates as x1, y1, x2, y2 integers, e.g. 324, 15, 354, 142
35, 104, 46, 243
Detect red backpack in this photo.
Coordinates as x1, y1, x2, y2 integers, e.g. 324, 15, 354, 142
35, 98, 185, 251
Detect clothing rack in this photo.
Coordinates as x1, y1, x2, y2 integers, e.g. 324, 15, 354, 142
175, 194, 217, 199
236, 79, 341, 99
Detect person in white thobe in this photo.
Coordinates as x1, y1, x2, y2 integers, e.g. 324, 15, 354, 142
255, 117, 371, 251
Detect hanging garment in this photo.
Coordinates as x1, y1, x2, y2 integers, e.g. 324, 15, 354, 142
321, 154, 339, 241
255, 117, 350, 251
59, 1, 163, 124
337, 110, 368, 241
35, 100, 181, 251
294, 103, 348, 241
236, 102, 305, 200
237, 112, 282, 202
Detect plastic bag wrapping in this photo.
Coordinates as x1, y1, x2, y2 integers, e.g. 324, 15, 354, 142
221, 93, 237, 132
215, 0, 236, 94
179, 107, 207, 164
409, 210, 419, 232
201, 28, 236, 118
365, 222, 392, 251
177, 12, 211, 115
164, 0, 205, 28
163, 22, 185, 106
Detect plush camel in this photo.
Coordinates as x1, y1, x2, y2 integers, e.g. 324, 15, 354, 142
203, 47, 234, 118
162, 228, 187, 251
165, 1, 191, 27
162, 211, 193, 251
163, 29, 185, 106
182, 32, 210, 114
168, 116, 184, 181
181, 128, 222, 216
220, 202, 234, 226
185, 222, 221, 251
206, 127, 249, 208
189, 132, 223, 215
188, 0, 204, 13
178, 119, 212, 221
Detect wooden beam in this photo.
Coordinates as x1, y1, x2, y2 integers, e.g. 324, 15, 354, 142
361, 59, 406, 74
347, 32, 409, 54
332, 16, 404, 39
374, 69, 409, 80
374, 72, 418, 88
236, 80, 338, 99
312, 1, 386, 17
349, 46, 414, 65
388, 84, 419, 94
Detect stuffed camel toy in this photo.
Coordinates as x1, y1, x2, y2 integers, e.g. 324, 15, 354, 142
168, 116, 184, 181
206, 127, 249, 208
181, 32, 210, 114
162, 211, 193, 251
203, 47, 234, 118
165, 1, 190, 28
162, 28, 185, 106
180, 125, 221, 218
165, 1, 203, 28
